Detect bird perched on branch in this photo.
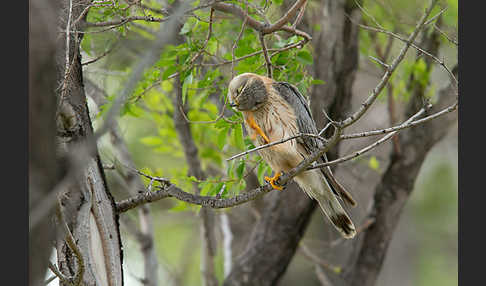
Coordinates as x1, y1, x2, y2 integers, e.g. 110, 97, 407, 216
228, 72, 357, 238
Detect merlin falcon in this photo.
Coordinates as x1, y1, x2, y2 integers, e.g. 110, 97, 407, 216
228, 73, 357, 239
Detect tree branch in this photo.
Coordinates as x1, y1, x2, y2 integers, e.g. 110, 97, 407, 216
340, 101, 457, 140
212, 0, 310, 38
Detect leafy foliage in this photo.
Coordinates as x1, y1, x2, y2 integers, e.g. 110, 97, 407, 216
82, 1, 322, 213
81, 1, 457, 284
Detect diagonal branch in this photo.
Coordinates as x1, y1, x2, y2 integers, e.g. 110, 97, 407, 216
212, 0, 310, 38
309, 104, 430, 170
340, 101, 457, 140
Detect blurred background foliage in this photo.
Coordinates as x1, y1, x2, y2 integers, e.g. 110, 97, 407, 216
76, 0, 457, 285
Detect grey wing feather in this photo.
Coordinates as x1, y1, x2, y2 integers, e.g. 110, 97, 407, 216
272, 82, 321, 152
273, 82, 356, 206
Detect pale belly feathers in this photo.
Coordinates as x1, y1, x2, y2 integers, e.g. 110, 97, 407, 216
243, 106, 305, 174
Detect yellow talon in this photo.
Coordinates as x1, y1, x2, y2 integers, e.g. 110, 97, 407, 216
246, 113, 270, 144
265, 172, 283, 191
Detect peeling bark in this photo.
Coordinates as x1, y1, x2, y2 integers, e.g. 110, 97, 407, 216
54, 1, 123, 285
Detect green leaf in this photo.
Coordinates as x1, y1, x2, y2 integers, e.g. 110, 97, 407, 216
227, 160, 235, 178
244, 137, 255, 149
311, 79, 326, 85
234, 125, 245, 150
180, 18, 196, 35
368, 156, 380, 171
217, 127, 229, 149
296, 50, 313, 65
187, 175, 199, 182
140, 136, 163, 146
162, 65, 177, 80
182, 72, 193, 104
257, 160, 267, 185
199, 181, 211, 195
220, 184, 228, 197
235, 160, 245, 180
215, 119, 230, 129
209, 182, 224, 196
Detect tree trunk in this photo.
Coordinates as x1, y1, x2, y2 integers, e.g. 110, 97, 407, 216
54, 1, 124, 285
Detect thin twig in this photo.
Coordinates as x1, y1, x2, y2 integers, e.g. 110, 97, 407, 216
291, 0, 307, 28
310, 105, 429, 170
259, 32, 273, 78
352, 18, 458, 92
232, 8, 249, 78
44, 275, 58, 285
434, 23, 458, 46
299, 243, 342, 274
226, 133, 326, 161
340, 101, 457, 139
212, 0, 310, 37
48, 262, 74, 286
423, 6, 448, 26
85, 15, 167, 27
81, 36, 119, 65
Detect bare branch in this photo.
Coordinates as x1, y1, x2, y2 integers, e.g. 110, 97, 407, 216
232, 8, 249, 79
299, 243, 342, 274
226, 133, 326, 161
116, 180, 274, 211
116, 188, 170, 213
212, 0, 310, 37
340, 0, 439, 128
291, 0, 307, 28
434, 23, 458, 46
44, 275, 58, 285
81, 37, 119, 65
263, 0, 307, 34
48, 262, 74, 286
259, 32, 273, 78
310, 105, 430, 170
340, 101, 457, 140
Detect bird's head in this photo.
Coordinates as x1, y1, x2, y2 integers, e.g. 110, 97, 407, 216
228, 73, 269, 111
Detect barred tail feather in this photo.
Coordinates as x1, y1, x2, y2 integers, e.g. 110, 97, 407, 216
317, 197, 356, 239
294, 170, 356, 239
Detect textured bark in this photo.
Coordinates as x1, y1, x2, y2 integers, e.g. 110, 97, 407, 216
223, 1, 362, 285
54, 1, 123, 285
311, 0, 362, 129
29, 0, 61, 285
86, 77, 160, 286
224, 185, 316, 286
